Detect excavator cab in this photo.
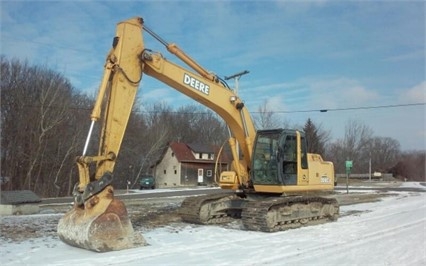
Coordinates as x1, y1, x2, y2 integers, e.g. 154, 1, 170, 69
251, 129, 307, 186
251, 128, 335, 194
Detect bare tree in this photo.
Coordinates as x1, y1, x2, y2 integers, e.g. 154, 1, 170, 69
55, 94, 92, 196
325, 139, 346, 173
132, 128, 169, 188
172, 105, 227, 145
254, 99, 280, 129
389, 150, 425, 181
326, 120, 373, 173
1, 56, 91, 197
197, 111, 228, 146
342, 119, 374, 172
370, 136, 400, 173
325, 119, 401, 175
24, 71, 70, 191
113, 102, 173, 188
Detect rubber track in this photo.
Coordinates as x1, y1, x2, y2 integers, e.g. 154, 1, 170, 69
179, 193, 235, 224
242, 196, 339, 232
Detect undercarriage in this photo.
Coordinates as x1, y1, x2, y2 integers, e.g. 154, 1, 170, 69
179, 193, 339, 232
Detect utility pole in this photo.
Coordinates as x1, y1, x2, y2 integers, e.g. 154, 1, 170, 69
369, 153, 372, 182
224, 70, 250, 160
224, 70, 249, 95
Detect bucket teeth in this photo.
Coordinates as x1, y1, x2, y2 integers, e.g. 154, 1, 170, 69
57, 185, 147, 252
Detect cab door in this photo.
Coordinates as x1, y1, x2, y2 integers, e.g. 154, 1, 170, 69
279, 131, 309, 186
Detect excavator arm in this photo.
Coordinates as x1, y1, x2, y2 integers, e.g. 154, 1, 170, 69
75, 18, 144, 198
58, 17, 256, 252
58, 18, 147, 252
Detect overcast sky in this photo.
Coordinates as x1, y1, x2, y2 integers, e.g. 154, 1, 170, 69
1, 0, 425, 151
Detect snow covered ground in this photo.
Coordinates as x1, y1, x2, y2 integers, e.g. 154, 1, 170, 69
1, 183, 425, 266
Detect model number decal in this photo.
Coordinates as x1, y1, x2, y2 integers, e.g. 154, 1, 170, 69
183, 73, 210, 95
321, 176, 330, 183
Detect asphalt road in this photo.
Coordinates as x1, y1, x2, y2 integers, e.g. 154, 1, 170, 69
41, 187, 229, 205
41, 183, 425, 205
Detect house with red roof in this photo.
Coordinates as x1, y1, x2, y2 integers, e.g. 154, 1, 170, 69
153, 141, 231, 188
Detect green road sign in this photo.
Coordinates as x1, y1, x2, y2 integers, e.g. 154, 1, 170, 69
345, 160, 353, 174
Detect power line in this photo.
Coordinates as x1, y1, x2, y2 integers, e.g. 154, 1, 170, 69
272, 103, 425, 114
19, 102, 425, 114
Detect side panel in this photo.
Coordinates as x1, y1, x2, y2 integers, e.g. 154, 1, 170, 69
307, 154, 335, 186
253, 183, 334, 193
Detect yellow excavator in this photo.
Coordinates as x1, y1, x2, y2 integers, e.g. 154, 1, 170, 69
57, 17, 338, 252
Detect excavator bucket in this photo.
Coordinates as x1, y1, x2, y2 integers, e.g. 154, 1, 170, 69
57, 185, 146, 252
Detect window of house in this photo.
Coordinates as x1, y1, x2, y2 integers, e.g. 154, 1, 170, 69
199, 153, 202, 159
164, 170, 166, 174
174, 170, 177, 174
206, 170, 212, 177
171, 152, 175, 157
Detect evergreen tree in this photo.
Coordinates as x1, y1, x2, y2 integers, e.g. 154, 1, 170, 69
303, 118, 326, 155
